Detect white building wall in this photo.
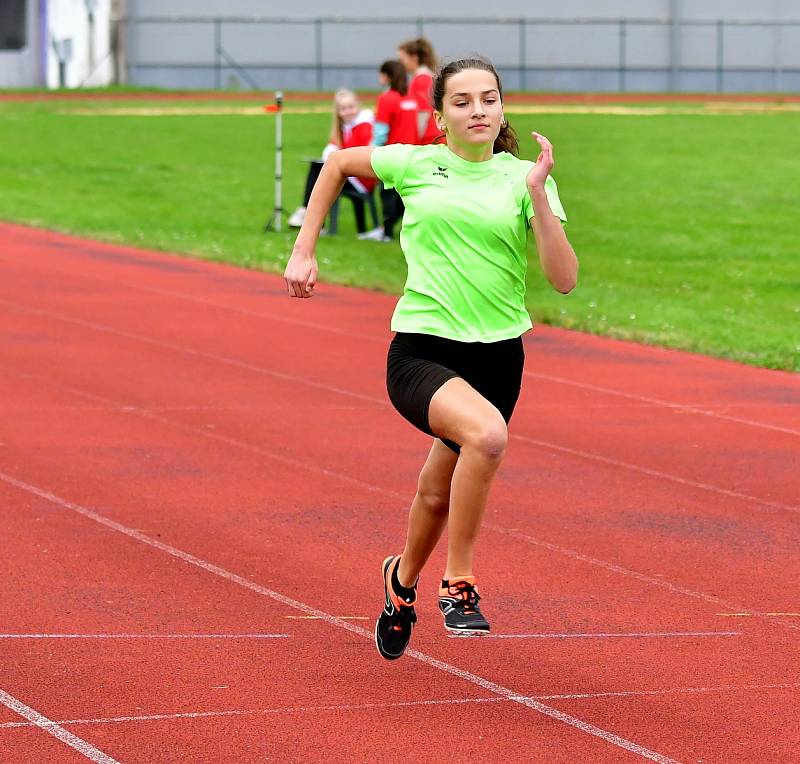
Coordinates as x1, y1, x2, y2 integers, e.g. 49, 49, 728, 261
0, 0, 40, 88
47, 0, 113, 87
0, 0, 113, 87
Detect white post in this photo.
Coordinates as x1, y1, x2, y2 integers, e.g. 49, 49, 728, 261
111, 0, 127, 85
273, 90, 283, 232
85, 0, 98, 75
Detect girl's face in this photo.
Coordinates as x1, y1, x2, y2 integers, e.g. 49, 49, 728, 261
435, 68, 503, 150
378, 71, 389, 87
397, 49, 418, 73
337, 97, 359, 123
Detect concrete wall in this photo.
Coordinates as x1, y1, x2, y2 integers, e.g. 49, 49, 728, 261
122, 0, 800, 92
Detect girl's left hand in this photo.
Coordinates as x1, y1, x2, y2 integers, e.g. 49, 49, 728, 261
526, 132, 554, 190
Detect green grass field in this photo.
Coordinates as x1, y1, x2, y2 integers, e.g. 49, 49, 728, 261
0, 94, 797, 371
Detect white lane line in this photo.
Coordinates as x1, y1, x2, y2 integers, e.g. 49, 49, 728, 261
3, 365, 798, 636
0, 404, 313, 414
0, 299, 795, 517
483, 522, 800, 633
481, 632, 741, 640
0, 633, 290, 639
511, 433, 799, 515
3, 251, 796, 436
0, 688, 120, 763
285, 615, 368, 620
0, 366, 412, 502
717, 612, 800, 617
522, 371, 800, 437
0, 697, 509, 729
0, 402, 384, 414
0, 472, 679, 764
0, 298, 386, 406
0, 253, 384, 344
3, 681, 799, 731
538, 681, 800, 701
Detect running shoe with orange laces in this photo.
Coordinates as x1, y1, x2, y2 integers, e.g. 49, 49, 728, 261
438, 577, 490, 634
375, 555, 417, 660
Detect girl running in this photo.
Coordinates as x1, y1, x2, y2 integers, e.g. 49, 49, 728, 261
397, 37, 440, 145
287, 89, 376, 234
283, 57, 578, 660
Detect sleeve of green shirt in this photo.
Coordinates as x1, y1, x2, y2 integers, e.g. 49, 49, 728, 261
370, 144, 415, 193
522, 172, 568, 225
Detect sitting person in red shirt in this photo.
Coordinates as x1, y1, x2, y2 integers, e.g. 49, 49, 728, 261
288, 89, 376, 234
360, 59, 418, 242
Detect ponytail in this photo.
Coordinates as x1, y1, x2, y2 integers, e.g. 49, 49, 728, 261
494, 121, 519, 156
398, 37, 438, 71
379, 59, 408, 96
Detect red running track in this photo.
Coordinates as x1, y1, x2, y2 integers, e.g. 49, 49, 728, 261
0, 222, 798, 763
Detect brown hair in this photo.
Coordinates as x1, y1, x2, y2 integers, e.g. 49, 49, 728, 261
432, 56, 519, 156
380, 59, 408, 96
398, 37, 438, 71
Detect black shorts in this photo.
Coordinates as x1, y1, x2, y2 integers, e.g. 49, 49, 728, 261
386, 332, 525, 455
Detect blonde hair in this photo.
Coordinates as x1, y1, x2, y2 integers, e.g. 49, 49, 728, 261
329, 88, 359, 146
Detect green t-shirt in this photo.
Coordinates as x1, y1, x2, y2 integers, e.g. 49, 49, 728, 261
371, 143, 567, 343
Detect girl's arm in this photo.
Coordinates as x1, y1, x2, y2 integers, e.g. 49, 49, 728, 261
284, 146, 377, 298
530, 193, 578, 294
526, 132, 578, 294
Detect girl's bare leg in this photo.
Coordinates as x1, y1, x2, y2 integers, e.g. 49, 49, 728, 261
426, 377, 508, 580
396, 438, 458, 588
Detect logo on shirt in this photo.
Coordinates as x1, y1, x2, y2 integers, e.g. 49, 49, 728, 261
433, 166, 449, 178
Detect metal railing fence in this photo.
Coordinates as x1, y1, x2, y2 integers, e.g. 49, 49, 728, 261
119, 16, 800, 92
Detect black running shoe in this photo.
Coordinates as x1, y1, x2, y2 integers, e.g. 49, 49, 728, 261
375, 555, 417, 660
438, 577, 490, 634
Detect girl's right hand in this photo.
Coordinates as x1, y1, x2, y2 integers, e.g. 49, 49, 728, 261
526, 132, 555, 191
284, 249, 318, 298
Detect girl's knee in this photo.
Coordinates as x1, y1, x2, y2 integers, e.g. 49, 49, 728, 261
464, 419, 508, 461
416, 482, 450, 516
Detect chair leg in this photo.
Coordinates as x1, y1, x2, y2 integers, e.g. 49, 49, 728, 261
350, 196, 367, 234
367, 194, 379, 229
328, 197, 340, 235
